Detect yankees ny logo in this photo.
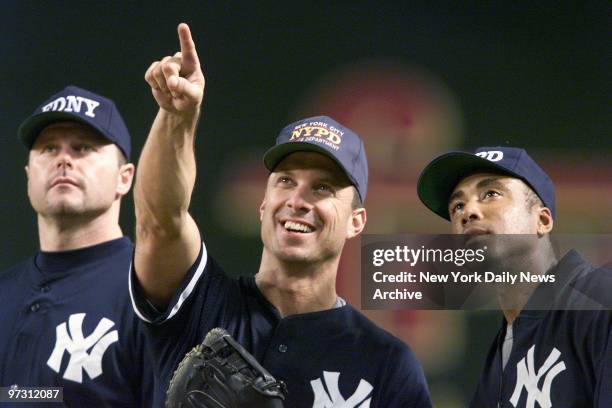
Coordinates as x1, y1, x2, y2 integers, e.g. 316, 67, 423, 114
310, 371, 373, 408
509, 345, 566, 408
47, 313, 119, 383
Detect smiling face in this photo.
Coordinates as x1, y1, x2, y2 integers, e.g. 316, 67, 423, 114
448, 172, 552, 236
259, 151, 366, 266
25, 121, 133, 219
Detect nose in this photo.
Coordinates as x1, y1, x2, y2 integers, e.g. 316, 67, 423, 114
461, 199, 483, 226
285, 186, 313, 213
55, 147, 74, 170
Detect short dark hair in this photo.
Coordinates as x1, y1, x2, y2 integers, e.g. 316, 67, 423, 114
351, 186, 363, 210
524, 184, 544, 213
116, 149, 128, 166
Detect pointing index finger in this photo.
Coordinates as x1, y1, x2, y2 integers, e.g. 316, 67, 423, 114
177, 23, 199, 70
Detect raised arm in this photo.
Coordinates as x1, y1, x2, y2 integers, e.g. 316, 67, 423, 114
134, 23, 205, 308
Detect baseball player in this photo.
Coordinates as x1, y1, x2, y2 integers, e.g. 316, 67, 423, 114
417, 146, 612, 407
129, 23, 432, 407
0, 86, 157, 406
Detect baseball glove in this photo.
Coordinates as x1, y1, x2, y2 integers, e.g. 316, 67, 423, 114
166, 327, 287, 408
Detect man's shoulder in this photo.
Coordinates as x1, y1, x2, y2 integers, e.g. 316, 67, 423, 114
572, 260, 612, 287
1, 257, 33, 273
565, 257, 612, 309
341, 305, 415, 352
337, 306, 430, 405
0, 256, 34, 283
74, 237, 134, 274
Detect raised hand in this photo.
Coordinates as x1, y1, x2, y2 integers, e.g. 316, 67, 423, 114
145, 23, 205, 115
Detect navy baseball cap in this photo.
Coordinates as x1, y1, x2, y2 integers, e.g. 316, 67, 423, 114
18, 85, 131, 159
417, 146, 556, 220
263, 115, 368, 203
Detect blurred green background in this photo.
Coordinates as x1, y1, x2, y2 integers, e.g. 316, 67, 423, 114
1, 2, 610, 406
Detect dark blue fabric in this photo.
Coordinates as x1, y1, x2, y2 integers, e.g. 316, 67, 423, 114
263, 115, 369, 202
418, 146, 556, 220
0, 237, 155, 407
132, 252, 432, 407
18, 85, 131, 159
470, 251, 612, 407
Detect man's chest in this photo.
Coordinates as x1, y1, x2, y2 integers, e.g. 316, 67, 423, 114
0, 272, 134, 387
479, 314, 601, 407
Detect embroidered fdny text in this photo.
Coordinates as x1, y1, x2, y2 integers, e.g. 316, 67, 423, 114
509, 345, 566, 408
41, 95, 100, 118
475, 150, 504, 162
310, 371, 372, 408
47, 313, 119, 383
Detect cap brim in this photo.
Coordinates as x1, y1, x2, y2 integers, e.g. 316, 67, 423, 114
263, 141, 356, 186
18, 112, 106, 149
417, 152, 521, 220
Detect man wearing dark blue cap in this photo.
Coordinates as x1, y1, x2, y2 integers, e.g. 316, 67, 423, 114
0, 85, 156, 405
418, 147, 612, 407
129, 23, 431, 407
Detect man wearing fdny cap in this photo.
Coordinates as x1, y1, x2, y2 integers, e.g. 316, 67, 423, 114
0, 85, 157, 406
129, 23, 431, 407
418, 147, 612, 407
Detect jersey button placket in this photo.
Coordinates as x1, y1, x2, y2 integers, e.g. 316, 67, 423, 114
30, 303, 40, 312
278, 344, 288, 353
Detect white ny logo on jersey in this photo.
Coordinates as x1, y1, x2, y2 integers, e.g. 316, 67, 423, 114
46, 313, 119, 383
509, 345, 566, 408
310, 371, 373, 408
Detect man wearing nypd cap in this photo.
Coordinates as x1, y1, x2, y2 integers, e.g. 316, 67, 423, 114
0, 85, 157, 406
129, 23, 431, 407
418, 146, 612, 407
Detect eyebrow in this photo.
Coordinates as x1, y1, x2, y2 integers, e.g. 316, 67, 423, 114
448, 190, 465, 203
476, 177, 508, 191
274, 168, 349, 184
317, 173, 351, 187
34, 134, 108, 145
449, 177, 509, 203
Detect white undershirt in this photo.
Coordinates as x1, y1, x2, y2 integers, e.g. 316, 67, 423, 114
502, 323, 514, 370
334, 296, 346, 308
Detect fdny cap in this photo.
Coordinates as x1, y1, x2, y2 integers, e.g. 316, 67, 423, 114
263, 115, 369, 203
18, 85, 131, 159
417, 146, 556, 220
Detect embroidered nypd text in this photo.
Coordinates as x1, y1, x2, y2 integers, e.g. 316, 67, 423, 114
290, 121, 344, 150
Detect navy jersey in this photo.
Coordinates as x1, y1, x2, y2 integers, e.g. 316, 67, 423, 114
0, 237, 155, 407
470, 250, 612, 408
130, 243, 432, 407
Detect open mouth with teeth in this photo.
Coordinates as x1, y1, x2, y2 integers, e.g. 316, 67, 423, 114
284, 220, 314, 233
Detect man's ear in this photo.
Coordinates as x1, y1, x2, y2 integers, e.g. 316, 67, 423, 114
116, 163, 135, 197
347, 208, 367, 239
537, 207, 553, 236
259, 199, 266, 222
